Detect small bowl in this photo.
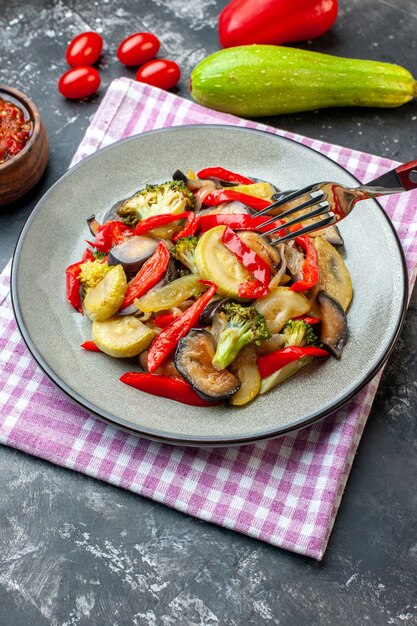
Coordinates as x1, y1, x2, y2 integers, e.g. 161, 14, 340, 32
0, 85, 49, 206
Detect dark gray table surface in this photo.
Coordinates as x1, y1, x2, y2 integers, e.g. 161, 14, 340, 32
1, 1, 416, 624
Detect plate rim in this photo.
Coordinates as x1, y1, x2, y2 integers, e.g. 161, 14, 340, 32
10, 124, 409, 446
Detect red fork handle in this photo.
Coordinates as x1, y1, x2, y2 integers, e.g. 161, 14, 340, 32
396, 160, 417, 191
366, 159, 417, 193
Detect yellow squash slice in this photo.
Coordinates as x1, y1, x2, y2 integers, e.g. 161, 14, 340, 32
135, 274, 204, 313
229, 344, 261, 406
92, 315, 155, 358
310, 237, 353, 311
195, 226, 252, 298
254, 286, 310, 334
84, 265, 127, 322
231, 181, 275, 200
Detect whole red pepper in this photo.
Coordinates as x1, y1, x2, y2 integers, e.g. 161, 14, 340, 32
120, 372, 219, 406
121, 242, 171, 309
221, 226, 271, 298
147, 281, 217, 373
290, 235, 319, 292
219, 0, 338, 48
197, 166, 253, 185
88, 220, 134, 253
257, 345, 329, 378
198, 213, 284, 235
203, 189, 271, 211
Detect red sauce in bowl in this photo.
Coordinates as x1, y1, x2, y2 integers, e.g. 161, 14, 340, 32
0, 96, 32, 164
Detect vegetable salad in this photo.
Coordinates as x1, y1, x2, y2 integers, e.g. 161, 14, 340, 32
66, 166, 353, 407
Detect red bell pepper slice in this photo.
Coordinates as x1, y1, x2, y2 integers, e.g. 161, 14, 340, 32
147, 281, 217, 373
172, 212, 199, 241
198, 213, 284, 235
257, 346, 329, 379
120, 372, 219, 406
293, 314, 321, 325
153, 311, 180, 328
87, 220, 134, 253
221, 226, 271, 298
134, 213, 183, 235
81, 341, 102, 352
133, 212, 197, 239
82, 248, 95, 262
121, 242, 171, 310
203, 189, 271, 211
66, 248, 104, 313
290, 236, 319, 292
197, 166, 253, 185
66, 261, 83, 313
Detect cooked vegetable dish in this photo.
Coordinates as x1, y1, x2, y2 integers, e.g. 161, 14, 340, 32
0, 96, 32, 164
66, 166, 353, 407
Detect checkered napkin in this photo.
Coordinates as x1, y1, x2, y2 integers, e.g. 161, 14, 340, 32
1, 78, 417, 560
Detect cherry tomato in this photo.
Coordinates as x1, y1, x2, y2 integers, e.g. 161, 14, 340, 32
117, 32, 160, 66
135, 59, 180, 91
66, 31, 103, 67
58, 66, 101, 99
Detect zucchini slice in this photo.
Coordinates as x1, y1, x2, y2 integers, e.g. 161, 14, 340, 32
259, 356, 314, 394
84, 265, 127, 322
231, 181, 275, 200
92, 315, 155, 358
254, 287, 310, 334
135, 274, 204, 313
195, 225, 252, 298
229, 344, 261, 406
310, 237, 353, 312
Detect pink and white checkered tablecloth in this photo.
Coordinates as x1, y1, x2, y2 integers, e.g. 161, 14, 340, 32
1, 78, 417, 559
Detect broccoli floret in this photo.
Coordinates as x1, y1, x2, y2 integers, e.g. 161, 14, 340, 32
79, 260, 112, 293
117, 180, 196, 226
282, 319, 319, 347
92, 249, 107, 261
212, 303, 270, 370
171, 236, 199, 274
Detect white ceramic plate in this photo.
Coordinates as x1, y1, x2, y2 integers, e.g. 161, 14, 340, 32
11, 125, 408, 445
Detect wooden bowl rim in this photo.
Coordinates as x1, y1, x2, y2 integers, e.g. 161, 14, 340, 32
0, 84, 43, 172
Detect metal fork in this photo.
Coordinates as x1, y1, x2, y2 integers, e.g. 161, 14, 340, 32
254, 159, 417, 244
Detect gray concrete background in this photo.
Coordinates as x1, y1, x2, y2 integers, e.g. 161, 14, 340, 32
0, 1, 416, 624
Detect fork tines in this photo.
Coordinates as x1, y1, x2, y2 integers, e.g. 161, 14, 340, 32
256, 185, 321, 215
253, 186, 335, 245
261, 200, 330, 233
267, 212, 336, 245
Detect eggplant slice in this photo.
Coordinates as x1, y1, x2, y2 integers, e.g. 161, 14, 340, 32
108, 236, 159, 274
322, 225, 344, 247
172, 169, 218, 192
175, 329, 240, 402
238, 231, 280, 270
87, 215, 100, 236
197, 201, 251, 216
318, 291, 348, 359
172, 169, 188, 184
199, 297, 232, 326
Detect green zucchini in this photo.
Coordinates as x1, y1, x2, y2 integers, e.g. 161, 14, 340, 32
190, 45, 416, 117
